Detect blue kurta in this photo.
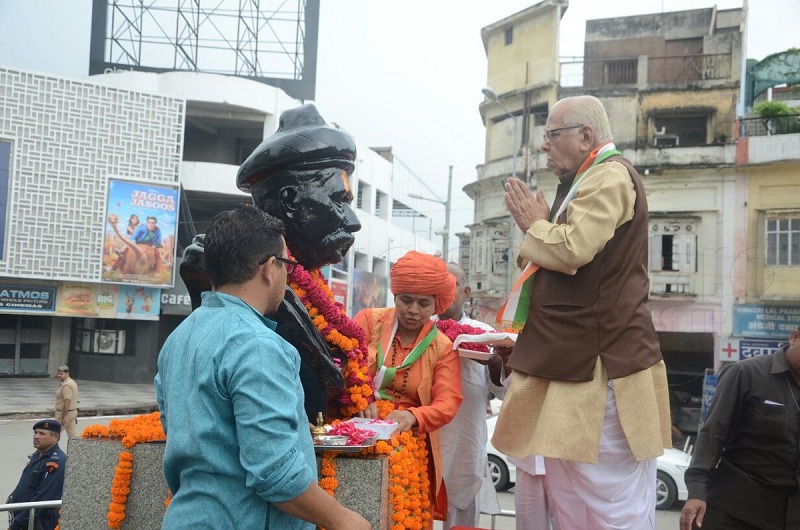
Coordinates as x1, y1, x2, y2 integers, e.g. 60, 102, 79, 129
155, 291, 316, 529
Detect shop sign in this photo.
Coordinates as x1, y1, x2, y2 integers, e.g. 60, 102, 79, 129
0, 284, 56, 312
719, 338, 785, 362
700, 368, 718, 425
160, 275, 193, 316
733, 304, 800, 340
55, 283, 160, 320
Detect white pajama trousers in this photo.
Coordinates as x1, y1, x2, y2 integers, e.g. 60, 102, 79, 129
545, 387, 656, 530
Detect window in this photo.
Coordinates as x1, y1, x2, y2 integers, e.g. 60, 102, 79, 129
354, 251, 369, 271
356, 181, 372, 212
766, 217, 800, 266
504, 27, 513, 46
654, 115, 708, 147
375, 190, 389, 219
650, 219, 698, 294
605, 59, 637, 84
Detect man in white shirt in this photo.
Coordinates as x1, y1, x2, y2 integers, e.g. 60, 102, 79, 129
435, 262, 505, 529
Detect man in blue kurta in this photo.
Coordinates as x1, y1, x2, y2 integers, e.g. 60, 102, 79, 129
155, 205, 370, 530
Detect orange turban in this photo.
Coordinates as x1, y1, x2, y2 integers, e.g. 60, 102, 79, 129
390, 251, 456, 314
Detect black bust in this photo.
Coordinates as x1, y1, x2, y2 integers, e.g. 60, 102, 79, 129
181, 104, 362, 421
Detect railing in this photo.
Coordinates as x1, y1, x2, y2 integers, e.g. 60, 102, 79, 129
0, 500, 62, 530
560, 53, 732, 88
740, 114, 800, 136
648, 53, 731, 83
485, 508, 517, 528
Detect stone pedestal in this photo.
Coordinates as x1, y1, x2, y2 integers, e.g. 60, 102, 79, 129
60, 439, 390, 529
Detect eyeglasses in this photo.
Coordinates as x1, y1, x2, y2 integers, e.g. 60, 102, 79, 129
258, 255, 298, 274
543, 124, 583, 142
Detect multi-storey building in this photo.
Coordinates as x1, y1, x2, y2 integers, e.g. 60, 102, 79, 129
464, 0, 753, 432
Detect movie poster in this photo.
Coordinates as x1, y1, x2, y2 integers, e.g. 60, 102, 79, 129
102, 179, 179, 287
351, 269, 387, 316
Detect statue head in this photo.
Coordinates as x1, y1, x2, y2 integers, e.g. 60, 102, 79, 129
237, 104, 361, 271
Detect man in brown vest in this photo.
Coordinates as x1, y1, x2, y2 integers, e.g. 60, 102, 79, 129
492, 95, 672, 528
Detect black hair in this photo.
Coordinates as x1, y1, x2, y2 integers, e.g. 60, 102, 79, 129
204, 204, 286, 287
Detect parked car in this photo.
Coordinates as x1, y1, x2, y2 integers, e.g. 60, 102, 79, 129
486, 413, 516, 491
655, 447, 690, 509
485, 413, 691, 509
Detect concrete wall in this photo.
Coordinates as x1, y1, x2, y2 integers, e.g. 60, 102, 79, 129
745, 161, 800, 300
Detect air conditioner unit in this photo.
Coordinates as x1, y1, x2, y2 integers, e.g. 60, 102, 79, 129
654, 135, 680, 147
82, 330, 125, 354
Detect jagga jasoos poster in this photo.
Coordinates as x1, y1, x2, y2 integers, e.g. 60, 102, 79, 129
102, 179, 179, 287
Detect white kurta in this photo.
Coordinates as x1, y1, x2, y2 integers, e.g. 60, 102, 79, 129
436, 315, 502, 528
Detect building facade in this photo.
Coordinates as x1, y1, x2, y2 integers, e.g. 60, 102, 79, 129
0, 66, 183, 381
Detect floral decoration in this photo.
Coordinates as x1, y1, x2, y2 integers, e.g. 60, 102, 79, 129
286, 254, 375, 416
342, 400, 431, 529
319, 453, 338, 496
82, 412, 170, 528
107, 451, 133, 529
82, 411, 165, 448
327, 421, 375, 445
434, 319, 490, 352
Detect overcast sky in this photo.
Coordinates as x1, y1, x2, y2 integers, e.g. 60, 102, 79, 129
0, 0, 797, 259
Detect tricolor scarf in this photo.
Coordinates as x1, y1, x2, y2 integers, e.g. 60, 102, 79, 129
496, 142, 621, 331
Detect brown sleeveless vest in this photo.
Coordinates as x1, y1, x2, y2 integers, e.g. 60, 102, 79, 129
508, 156, 662, 382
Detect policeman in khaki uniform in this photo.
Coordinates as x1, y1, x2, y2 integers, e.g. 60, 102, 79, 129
8, 419, 66, 530
54, 365, 78, 439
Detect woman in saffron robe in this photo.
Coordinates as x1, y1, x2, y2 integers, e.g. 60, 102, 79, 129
354, 250, 463, 525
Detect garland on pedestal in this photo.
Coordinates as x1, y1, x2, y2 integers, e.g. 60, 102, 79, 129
317, 400, 431, 529
82, 412, 169, 529
108, 452, 133, 529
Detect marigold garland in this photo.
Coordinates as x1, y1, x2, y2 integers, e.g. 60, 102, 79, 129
108, 451, 133, 529
286, 254, 375, 417
82, 412, 171, 528
319, 453, 338, 496
346, 400, 431, 529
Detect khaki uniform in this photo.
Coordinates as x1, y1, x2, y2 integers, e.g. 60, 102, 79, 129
55, 376, 79, 438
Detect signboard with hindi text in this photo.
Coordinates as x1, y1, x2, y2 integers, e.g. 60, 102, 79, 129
700, 368, 719, 425
719, 338, 785, 362
733, 304, 800, 340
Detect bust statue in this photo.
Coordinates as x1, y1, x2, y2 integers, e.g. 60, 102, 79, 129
180, 104, 363, 421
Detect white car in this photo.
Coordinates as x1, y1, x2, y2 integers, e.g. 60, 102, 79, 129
486, 413, 517, 491
486, 413, 691, 509
656, 447, 690, 510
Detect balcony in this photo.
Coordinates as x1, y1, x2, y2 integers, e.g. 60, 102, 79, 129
560, 53, 734, 89
738, 114, 800, 165
740, 114, 800, 137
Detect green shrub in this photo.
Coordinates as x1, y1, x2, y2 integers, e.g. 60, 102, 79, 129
755, 100, 800, 134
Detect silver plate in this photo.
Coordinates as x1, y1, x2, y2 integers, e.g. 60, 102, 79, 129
313, 441, 376, 453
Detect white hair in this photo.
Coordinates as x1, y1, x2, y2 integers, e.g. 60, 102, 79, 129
554, 95, 613, 144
